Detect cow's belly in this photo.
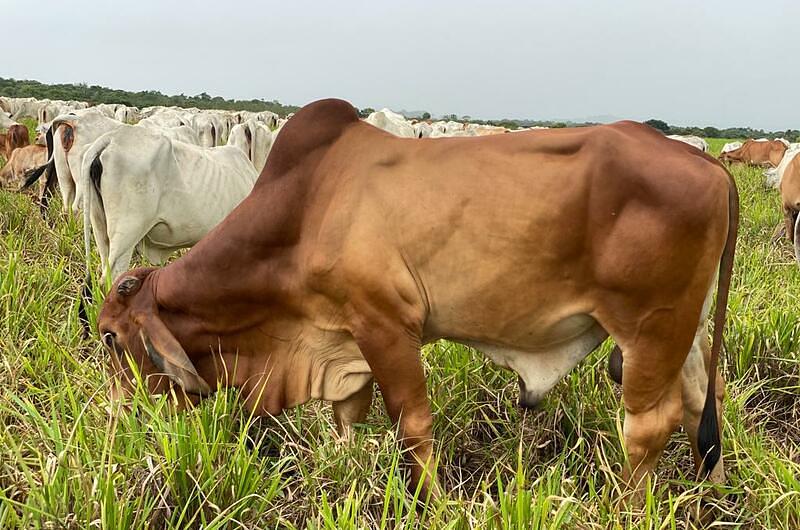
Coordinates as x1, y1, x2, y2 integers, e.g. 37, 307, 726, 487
457, 315, 608, 405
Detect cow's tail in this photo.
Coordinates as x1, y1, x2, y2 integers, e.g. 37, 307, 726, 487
697, 168, 739, 475
21, 126, 55, 191
78, 136, 111, 338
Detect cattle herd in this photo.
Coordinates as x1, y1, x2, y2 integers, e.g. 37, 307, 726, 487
0, 95, 797, 505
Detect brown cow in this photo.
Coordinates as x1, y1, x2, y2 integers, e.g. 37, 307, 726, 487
96, 100, 738, 500
4, 123, 30, 158
779, 154, 800, 266
719, 139, 787, 167
0, 144, 47, 190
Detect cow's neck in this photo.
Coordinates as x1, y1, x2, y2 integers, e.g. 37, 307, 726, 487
156, 175, 309, 323
166, 314, 370, 416
153, 171, 369, 413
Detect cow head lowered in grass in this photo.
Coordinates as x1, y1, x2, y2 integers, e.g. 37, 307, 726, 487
97, 98, 738, 502
99, 268, 211, 407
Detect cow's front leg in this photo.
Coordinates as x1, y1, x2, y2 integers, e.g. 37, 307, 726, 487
333, 379, 373, 441
354, 329, 439, 500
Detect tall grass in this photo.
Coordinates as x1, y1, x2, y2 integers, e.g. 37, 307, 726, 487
0, 142, 798, 528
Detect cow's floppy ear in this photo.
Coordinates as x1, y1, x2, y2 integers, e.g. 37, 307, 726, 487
136, 313, 211, 396
117, 276, 141, 296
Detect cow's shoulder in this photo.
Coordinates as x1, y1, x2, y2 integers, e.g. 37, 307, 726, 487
264, 99, 359, 176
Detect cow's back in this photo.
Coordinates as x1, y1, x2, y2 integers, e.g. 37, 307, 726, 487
255, 99, 359, 184
161, 107, 730, 346
301, 120, 730, 344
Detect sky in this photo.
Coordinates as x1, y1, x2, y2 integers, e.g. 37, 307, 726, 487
4, 1, 799, 130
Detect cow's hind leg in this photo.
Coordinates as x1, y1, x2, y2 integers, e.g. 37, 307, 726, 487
608, 309, 699, 499
622, 369, 683, 493
333, 379, 374, 440
104, 218, 154, 283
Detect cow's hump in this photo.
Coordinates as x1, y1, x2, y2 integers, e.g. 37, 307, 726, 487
263, 99, 359, 178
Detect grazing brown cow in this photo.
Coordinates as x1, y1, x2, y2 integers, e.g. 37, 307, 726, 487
719, 139, 787, 167
3, 123, 30, 158
779, 154, 800, 267
97, 100, 738, 500
0, 144, 47, 190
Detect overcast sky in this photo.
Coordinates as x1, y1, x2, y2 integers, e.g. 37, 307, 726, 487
4, 1, 798, 130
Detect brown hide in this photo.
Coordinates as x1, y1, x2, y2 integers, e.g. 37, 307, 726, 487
4, 124, 29, 158
719, 139, 787, 167
98, 101, 738, 497
0, 144, 47, 189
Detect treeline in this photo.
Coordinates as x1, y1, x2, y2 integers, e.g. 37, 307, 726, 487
0, 78, 300, 116
4, 78, 797, 138
644, 119, 800, 142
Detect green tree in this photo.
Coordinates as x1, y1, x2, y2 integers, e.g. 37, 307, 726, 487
645, 119, 670, 133
0, 77, 300, 116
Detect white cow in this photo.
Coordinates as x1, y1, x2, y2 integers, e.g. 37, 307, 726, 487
190, 113, 220, 147
0, 112, 16, 130
38, 100, 89, 123
157, 125, 202, 145
114, 105, 140, 123
138, 120, 201, 145
430, 120, 455, 138
414, 122, 432, 138
666, 135, 709, 152
466, 123, 509, 136
8, 98, 44, 121
30, 109, 201, 213
210, 111, 235, 142
430, 128, 477, 138
39, 110, 125, 212
764, 145, 800, 189
138, 111, 191, 129
365, 109, 416, 138
228, 120, 275, 172
721, 141, 743, 154
93, 103, 122, 118
444, 121, 465, 134
80, 126, 258, 282
252, 110, 279, 129
0, 96, 24, 115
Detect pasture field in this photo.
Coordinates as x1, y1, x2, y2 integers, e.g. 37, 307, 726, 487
0, 134, 798, 529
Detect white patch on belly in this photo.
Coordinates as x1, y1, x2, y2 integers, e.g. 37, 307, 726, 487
465, 321, 607, 400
